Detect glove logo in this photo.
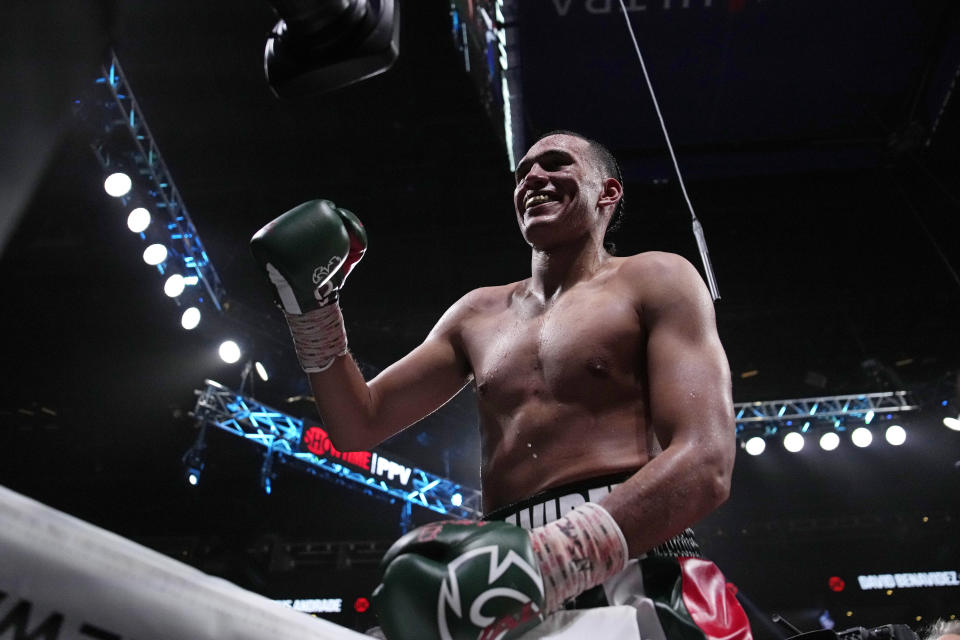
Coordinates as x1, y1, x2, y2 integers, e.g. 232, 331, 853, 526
436, 546, 544, 640
312, 255, 343, 285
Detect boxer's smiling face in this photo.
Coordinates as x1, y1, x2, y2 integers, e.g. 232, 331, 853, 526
513, 134, 606, 249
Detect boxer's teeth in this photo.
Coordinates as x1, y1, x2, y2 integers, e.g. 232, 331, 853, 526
525, 194, 553, 209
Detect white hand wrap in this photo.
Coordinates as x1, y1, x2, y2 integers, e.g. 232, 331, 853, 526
284, 303, 348, 373
529, 502, 629, 614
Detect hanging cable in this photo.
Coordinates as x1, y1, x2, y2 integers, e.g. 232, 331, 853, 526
617, 0, 720, 301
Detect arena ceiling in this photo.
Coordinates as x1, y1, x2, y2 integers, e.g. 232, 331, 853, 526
1, 1, 958, 632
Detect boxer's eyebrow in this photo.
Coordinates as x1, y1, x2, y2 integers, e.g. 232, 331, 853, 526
514, 149, 574, 183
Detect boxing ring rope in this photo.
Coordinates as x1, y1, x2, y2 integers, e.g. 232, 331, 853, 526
0, 484, 368, 640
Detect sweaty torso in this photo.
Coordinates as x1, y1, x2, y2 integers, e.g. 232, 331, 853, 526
457, 257, 655, 513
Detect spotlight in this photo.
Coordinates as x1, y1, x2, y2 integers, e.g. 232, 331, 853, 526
127, 207, 151, 233
260, 452, 274, 495
254, 361, 269, 382
783, 432, 804, 453
944, 416, 960, 431
219, 340, 242, 364
744, 436, 766, 456
104, 172, 132, 197
885, 425, 906, 446
851, 427, 873, 448
864, 410, 874, 425
143, 243, 168, 266
819, 431, 840, 451
164, 274, 185, 297
451, 493, 463, 507
181, 307, 201, 330
182, 446, 205, 487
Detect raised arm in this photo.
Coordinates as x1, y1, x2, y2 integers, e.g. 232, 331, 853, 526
251, 199, 473, 453
600, 252, 735, 556
309, 294, 475, 451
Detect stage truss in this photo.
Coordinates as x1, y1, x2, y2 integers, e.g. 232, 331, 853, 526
83, 51, 227, 313
190, 381, 922, 524
190, 380, 482, 523
733, 390, 920, 437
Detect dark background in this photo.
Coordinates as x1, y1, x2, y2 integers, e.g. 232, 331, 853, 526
1, 0, 958, 636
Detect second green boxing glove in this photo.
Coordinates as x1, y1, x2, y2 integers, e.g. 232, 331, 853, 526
373, 520, 546, 640
372, 503, 630, 640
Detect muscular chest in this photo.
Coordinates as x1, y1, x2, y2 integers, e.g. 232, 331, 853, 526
468, 290, 643, 406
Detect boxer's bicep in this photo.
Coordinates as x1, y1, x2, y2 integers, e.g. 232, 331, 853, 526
642, 257, 734, 470
600, 256, 734, 553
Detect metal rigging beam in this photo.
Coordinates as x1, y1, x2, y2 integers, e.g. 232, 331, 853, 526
734, 390, 920, 437
190, 380, 482, 520
85, 51, 227, 313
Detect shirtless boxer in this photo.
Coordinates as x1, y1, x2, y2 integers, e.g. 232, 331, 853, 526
251, 131, 752, 640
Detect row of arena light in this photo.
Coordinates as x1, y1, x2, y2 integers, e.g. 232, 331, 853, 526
735, 392, 960, 456
90, 52, 226, 339
743, 424, 908, 456
103, 173, 205, 330
96, 55, 291, 437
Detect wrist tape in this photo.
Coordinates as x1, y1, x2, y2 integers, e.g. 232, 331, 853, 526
284, 302, 348, 373
529, 502, 629, 613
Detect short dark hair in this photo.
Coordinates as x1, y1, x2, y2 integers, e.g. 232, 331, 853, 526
535, 129, 625, 249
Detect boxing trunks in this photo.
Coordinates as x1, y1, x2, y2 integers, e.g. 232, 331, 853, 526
485, 474, 753, 640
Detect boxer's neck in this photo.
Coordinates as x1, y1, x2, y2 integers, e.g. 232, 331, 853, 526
528, 236, 608, 301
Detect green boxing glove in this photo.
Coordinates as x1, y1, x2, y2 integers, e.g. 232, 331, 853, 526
250, 199, 367, 372
373, 504, 629, 640
373, 520, 545, 640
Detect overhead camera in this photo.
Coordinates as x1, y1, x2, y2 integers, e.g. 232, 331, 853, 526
263, 0, 401, 98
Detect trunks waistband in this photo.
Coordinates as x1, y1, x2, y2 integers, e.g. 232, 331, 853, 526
483, 474, 702, 558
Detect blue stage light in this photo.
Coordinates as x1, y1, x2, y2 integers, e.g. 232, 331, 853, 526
183, 446, 205, 487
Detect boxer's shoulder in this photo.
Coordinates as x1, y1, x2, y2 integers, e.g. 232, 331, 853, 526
613, 251, 708, 305
431, 281, 527, 335
449, 281, 529, 316
615, 250, 696, 279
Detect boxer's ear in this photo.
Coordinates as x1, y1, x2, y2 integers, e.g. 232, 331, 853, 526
597, 177, 623, 212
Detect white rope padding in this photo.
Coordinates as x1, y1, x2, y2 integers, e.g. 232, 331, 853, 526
0, 484, 369, 640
